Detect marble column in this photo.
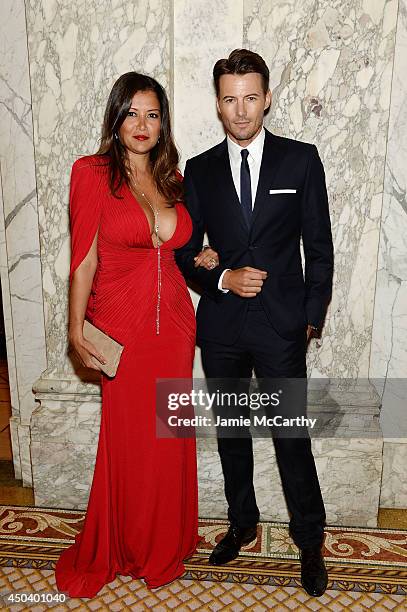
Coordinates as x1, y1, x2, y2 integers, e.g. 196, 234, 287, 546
0, 0, 47, 485
26, 0, 172, 507
370, 0, 407, 508
173, 0, 244, 380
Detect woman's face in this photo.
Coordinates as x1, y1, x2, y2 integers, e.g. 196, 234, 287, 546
118, 89, 161, 158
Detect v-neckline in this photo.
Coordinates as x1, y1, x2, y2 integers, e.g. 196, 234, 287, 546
124, 183, 179, 248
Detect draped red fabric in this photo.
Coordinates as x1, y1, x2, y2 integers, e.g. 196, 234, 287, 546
56, 156, 198, 597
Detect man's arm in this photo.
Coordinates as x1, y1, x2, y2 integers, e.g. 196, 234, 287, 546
175, 159, 226, 294
301, 145, 334, 330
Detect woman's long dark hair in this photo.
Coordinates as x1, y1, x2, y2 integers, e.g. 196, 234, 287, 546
97, 72, 183, 204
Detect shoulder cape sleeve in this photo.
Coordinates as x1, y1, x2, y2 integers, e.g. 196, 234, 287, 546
69, 159, 104, 285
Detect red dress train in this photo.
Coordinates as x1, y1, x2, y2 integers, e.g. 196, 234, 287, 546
55, 156, 198, 597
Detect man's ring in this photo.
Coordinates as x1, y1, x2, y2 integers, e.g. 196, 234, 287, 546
209, 258, 216, 269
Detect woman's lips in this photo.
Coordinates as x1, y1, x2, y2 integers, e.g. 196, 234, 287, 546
134, 135, 149, 141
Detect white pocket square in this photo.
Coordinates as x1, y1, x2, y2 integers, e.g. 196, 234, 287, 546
269, 189, 297, 194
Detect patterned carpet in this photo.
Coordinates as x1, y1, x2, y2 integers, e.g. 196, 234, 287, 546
1, 567, 407, 611
0, 505, 406, 609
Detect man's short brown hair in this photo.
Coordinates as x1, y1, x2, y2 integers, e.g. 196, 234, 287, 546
213, 49, 270, 96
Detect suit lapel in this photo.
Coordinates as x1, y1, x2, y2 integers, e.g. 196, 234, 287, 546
210, 140, 249, 235
250, 129, 284, 230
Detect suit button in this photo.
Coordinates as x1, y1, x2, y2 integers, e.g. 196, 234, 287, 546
248, 245, 257, 250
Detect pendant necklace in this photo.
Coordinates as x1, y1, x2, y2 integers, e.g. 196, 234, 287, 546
128, 170, 162, 335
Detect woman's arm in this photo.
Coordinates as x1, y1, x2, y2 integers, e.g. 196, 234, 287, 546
68, 229, 106, 370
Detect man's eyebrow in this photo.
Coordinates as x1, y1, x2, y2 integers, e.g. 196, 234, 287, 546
222, 93, 260, 99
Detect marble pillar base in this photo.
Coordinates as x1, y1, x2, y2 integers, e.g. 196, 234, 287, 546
379, 441, 407, 508
199, 436, 383, 528
32, 378, 383, 527
198, 381, 384, 528
31, 372, 102, 509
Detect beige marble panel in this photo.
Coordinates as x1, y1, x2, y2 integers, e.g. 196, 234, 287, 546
31, 388, 101, 508
173, 0, 243, 166
25, 0, 171, 375
380, 441, 407, 508
244, 0, 398, 378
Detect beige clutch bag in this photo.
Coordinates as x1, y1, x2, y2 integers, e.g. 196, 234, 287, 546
83, 320, 124, 377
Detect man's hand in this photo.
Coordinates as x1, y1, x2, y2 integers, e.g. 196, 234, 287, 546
307, 324, 320, 340
222, 267, 268, 297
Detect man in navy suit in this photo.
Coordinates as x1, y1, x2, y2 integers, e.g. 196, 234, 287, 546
175, 49, 334, 597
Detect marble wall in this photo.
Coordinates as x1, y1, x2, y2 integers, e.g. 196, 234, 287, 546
0, 0, 47, 484
0, 0, 405, 513
25, 0, 171, 376
174, 0, 399, 381
243, 0, 398, 379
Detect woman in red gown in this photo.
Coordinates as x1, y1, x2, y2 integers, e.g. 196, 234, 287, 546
55, 73, 218, 598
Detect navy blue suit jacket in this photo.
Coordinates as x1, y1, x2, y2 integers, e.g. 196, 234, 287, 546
175, 129, 334, 344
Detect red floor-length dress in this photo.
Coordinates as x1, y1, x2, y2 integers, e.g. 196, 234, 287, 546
55, 155, 198, 597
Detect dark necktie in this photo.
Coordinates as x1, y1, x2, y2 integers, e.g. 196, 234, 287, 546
240, 149, 252, 228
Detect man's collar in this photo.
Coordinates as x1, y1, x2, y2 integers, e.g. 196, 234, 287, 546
227, 126, 265, 164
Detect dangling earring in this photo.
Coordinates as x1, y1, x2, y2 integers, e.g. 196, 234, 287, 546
114, 132, 119, 141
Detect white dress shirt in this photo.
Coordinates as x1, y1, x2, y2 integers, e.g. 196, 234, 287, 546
218, 127, 266, 291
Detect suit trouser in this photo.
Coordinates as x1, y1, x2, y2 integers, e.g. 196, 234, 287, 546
200, 305, 326, 549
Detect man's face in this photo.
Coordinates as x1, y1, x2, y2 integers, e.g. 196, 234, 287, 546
216, 73, 271, 146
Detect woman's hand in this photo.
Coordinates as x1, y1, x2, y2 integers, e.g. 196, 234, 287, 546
194, 246, 219, 270
69, 332, 106, 371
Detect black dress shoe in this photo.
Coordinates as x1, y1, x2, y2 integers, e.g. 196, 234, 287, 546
299, 545, 328, 597
209, 525, 257, 566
